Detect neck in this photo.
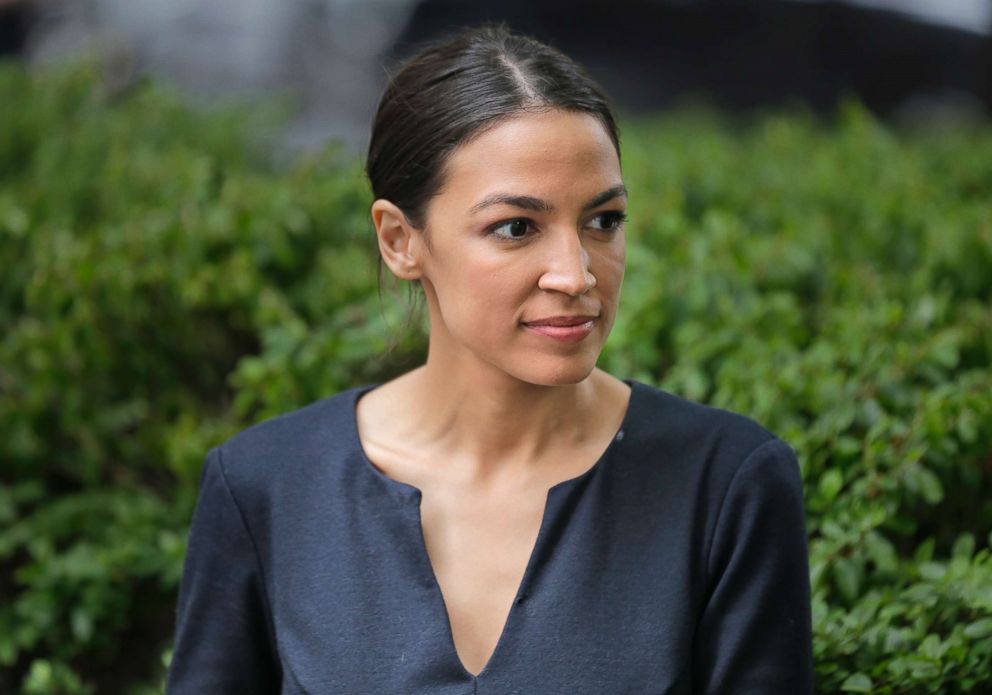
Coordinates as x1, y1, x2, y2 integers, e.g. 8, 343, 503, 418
400, 345, 604, 485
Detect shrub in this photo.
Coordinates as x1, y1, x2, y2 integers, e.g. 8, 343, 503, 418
0, 60, 989, 694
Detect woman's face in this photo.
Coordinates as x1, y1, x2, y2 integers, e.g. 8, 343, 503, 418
410, 109, 626, 386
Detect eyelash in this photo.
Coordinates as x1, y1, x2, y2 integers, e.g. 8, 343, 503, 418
487, 211, 628, 241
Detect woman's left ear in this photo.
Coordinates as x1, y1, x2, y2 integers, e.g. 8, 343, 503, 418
371, 199, 423, 280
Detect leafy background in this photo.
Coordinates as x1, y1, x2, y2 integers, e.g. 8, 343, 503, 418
1, 60, 990, 694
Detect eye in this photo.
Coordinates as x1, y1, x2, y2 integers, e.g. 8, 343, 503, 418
488, 218, 535, 241
589, 210, 628, 233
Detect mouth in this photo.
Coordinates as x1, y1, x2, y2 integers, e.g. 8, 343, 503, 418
521, 315, 597, 343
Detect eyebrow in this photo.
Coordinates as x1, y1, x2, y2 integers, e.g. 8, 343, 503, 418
469, 184, 628, 215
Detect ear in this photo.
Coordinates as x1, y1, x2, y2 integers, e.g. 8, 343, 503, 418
370, 199, 424, 280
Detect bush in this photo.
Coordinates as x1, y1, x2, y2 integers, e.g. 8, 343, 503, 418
1, 60, 989, 694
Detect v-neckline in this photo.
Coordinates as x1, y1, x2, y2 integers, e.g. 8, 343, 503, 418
347, 380, 639, 681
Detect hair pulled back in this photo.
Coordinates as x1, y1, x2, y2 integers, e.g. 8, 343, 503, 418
365, 22, 621, 231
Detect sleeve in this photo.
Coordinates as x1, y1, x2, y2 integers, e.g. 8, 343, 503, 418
692, 437, 814, 694
166, 447, 282, 694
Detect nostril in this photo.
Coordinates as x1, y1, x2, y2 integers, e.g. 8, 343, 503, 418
538, 268, 596, 297
537, 239, 597, 296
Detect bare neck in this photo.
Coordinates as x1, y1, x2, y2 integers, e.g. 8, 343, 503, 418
363, 360, 627, 488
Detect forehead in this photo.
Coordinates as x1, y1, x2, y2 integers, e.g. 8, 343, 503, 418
434, 110, 622, 213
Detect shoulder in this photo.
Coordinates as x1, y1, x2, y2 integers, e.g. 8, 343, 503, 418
622, 380, 799, 497
209, 384, 372, 497
626, 380, 781, 459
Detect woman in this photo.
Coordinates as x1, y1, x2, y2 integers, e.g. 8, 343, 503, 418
166, 22, 813, 694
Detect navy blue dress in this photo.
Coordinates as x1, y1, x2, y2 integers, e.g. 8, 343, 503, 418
166, 379, 813, 694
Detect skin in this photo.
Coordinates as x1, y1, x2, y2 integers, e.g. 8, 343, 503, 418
358, 108, 632, 677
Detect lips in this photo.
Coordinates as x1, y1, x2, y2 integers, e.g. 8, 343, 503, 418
523, 315, 597, 328
522, 315, 597, 343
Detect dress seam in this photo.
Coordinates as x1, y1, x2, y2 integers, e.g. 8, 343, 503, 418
214, 444, 306, 693
700, 435, 782, 588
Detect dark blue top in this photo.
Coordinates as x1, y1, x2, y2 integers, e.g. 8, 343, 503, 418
166, 380, 813, 694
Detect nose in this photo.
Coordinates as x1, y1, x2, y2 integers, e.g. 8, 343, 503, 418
537, 230, 597, 297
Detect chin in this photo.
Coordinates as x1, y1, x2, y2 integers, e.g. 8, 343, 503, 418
508, 355, 599, 387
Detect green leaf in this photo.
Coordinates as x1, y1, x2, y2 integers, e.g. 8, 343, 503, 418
919, 634, 942, 660
841, 673, 873, 692
818, 469, 844, 502
864, 531, 898, 574
963, 619, 992, 640
914, 538, 936, 564
956, 410, 978, 443
917, 466, 944, 505
952, 533, 975, 560
930, 338, 959, 369
918, 562, 947, 582
833, 556, 863, 602
70, 608, 93, 643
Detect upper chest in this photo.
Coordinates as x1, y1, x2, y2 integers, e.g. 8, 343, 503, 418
256, 438, 704, 693
416, 482, 551, 675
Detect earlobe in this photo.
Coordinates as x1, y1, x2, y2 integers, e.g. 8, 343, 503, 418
371, 199, 423, 280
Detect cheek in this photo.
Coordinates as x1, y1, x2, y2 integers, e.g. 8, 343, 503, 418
593, 244, 626, 298
429, 249, 533, 329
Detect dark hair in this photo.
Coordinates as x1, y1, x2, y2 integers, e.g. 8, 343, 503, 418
365, 21, 622, 232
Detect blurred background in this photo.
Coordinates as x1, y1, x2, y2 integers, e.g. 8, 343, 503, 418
2, 1, 991, 694
4, 0, 991, 152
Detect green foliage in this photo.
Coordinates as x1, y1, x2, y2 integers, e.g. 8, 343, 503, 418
1, 60, 990, 693
0, 59, 423, 694
605, 103, 992, 692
